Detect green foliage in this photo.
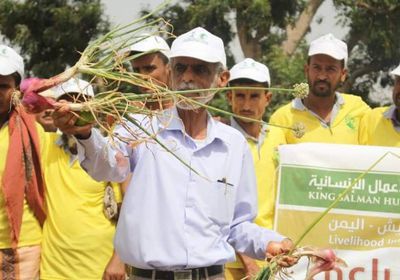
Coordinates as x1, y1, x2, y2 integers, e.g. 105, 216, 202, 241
0, 0, 109, 77
263, 43, 308, 118
333, 0, 400, 103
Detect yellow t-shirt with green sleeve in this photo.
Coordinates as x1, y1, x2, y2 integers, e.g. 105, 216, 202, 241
0, 123, 48, 249
226, 123, 286, 269
269, 93, 370, 144
40, 133, 122, 280
359, 106, 400, 147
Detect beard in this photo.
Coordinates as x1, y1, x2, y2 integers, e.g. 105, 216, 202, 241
309, 79, 336, 97
173, 80, 217, 110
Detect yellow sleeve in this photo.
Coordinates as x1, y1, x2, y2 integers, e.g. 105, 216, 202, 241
269, 106, 291, 142
358, 112, 370, 145
269, 107, 286, 126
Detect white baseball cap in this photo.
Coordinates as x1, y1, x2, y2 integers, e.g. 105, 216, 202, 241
229, 58, 271, 85
390, 63, 400, 76
308, 33, 348, 67
52, 78, 94, 100
169, 27, 226, 67
0, 45, 24, 79
129, 35, 170, 58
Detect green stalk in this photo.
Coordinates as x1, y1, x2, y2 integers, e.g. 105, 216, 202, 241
114, 85, 301, 106
124, 114, 206, 179
177, 94, 295, 131
163, 86, 300, 96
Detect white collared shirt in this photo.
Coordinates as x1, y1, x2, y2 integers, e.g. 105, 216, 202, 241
76, 107, 284, 269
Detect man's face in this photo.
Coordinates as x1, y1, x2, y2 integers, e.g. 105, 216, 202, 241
131, 52, 169, 93
170, 57, 228, 109
0, 75, 17, 116
393, 76, 400, 109
35, 108, 56, 132
227, 83, 271, 122
305, 54, 347, 98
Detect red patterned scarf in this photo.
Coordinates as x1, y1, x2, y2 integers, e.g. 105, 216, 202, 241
2, 105, 46, 248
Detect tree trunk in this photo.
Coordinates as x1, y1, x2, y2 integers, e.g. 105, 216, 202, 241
235, 3, 264, 60
236, 23, 262, 59
281, 0, 324, 56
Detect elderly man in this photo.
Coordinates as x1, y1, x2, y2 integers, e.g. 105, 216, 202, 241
225, 58, 286, 279
129, 35, 172, 110
359, 63, 400, 146
53, 27, 295, 280
270, 33, 370, 144
0, 45, 48, 278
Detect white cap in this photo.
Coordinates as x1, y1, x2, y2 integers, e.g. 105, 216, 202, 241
229, 58, 271, 85
170, 27, 226, 67
129, 35, 170, 58
308, 33, 348, 66
0, 45, 24, 79
52, 78, 94, 100
390, 63, 400, 76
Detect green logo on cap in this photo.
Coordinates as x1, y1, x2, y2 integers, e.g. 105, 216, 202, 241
0, 47, 7, 57
184, 31, 209, 44
240, 61, 257, 70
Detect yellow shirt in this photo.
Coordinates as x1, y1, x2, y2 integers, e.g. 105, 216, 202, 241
0, 123, 46, 249
359, 106, 400, 147
40, 133, 122, 280
226, 122, 286, 269
269, 93, 370, 144
226, 94, 369, 269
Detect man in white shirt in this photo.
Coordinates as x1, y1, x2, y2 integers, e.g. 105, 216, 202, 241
53, 27, 296, 280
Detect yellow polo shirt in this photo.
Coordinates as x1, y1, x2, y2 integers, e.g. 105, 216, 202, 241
0, 123, 46, 249
40, 133, 122, 280
359, 106, 400, 147
269, 93, 370, 144
226, 119, 286, 269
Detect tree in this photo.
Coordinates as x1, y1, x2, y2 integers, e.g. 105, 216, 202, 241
333, 0, 400, 105
142, 0, 323, 118
0, 0, 109, 77
145, 0, 400, 110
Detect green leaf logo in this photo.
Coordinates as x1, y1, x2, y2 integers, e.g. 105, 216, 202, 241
184, 31, 208, 44
345, 115, 356, 131
0, 48, 7, 57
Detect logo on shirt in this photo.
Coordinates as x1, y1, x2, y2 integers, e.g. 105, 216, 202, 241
345, 115, 356, 132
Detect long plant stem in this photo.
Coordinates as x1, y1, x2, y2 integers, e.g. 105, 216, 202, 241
124, 114, 206, 179
177, 95, 295, 131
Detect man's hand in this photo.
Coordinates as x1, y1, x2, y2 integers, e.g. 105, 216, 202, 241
266, 238, 298, 267
102, 252, 126, 280
52, 101, 93, 139
238, 253, 260, 278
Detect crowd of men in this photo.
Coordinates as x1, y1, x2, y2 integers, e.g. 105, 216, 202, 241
0, 25, 399, 280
